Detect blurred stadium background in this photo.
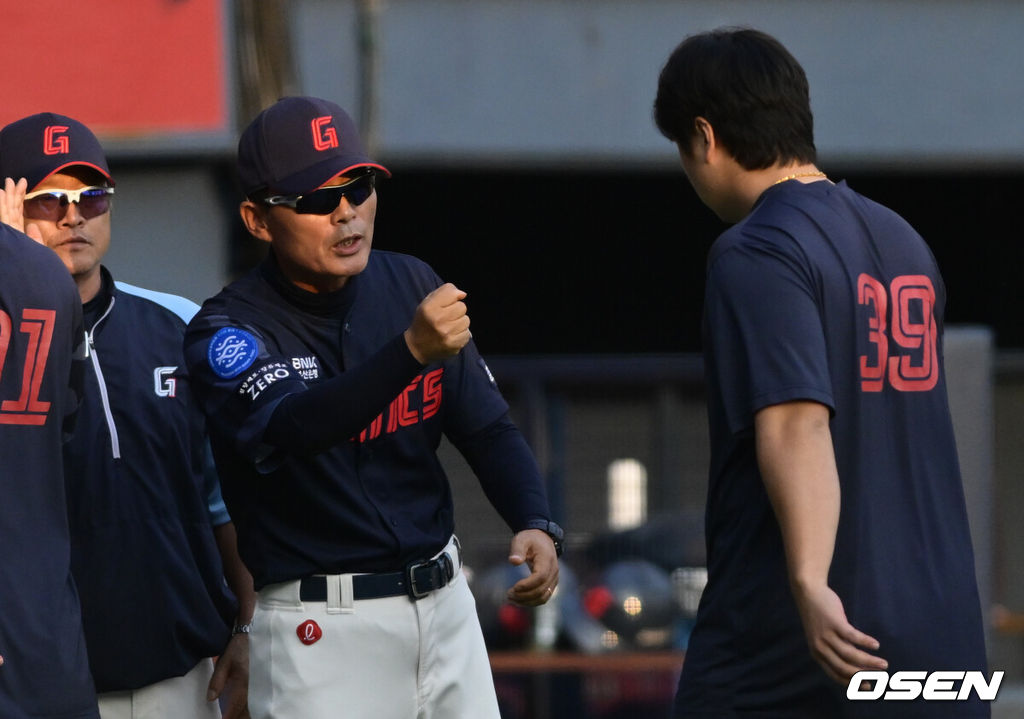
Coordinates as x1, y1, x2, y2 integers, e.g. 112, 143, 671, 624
5, 1, 1024, 716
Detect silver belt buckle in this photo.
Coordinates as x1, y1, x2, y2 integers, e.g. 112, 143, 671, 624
405, 560, 431, 601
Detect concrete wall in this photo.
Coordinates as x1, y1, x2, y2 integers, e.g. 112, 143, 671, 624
100, 165, 233, 304
293, 0, 1024, 169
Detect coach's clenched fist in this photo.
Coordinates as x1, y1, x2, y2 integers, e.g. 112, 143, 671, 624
404, 283, 472, 364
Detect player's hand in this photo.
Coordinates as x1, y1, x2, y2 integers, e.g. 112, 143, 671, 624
0, 177, 42, 244
793, 581, 887, 684
506, 529, 559, 607
207, 633, 250, 719
404, 283, 471, 364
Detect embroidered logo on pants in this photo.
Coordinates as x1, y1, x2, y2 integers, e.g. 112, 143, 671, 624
297, 619, 323, 645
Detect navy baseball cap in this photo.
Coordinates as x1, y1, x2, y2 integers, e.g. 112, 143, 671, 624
0, 112, 114, 190
237, 96, 390, 197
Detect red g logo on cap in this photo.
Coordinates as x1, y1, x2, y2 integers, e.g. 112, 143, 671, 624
44, 126, 70, 155
311, 116, 339, 151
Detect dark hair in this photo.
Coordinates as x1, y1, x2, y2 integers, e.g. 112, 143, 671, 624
653, 28, 816, 170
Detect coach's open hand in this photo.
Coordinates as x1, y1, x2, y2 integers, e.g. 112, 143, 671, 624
506, 529, 560, 606
404, 283, 471, 365
0, 177, 41, 243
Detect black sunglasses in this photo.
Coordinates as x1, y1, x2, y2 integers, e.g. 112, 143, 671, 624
263, 172, 376, 215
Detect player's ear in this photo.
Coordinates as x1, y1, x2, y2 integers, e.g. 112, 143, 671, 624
239, 200, 272, 244
694, 117, 715, 159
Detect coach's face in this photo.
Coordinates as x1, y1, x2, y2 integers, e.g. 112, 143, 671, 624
241, 170, 377, 294
25, 166, 112, 302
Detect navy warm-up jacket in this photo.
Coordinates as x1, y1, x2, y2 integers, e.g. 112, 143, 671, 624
64, 267, 236, 692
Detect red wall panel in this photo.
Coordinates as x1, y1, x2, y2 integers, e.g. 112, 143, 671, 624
0, 0, 227, 137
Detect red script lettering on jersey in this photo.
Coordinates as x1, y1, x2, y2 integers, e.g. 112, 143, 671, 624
356, 368, 444, 443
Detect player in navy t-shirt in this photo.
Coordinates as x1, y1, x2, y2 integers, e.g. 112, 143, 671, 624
0, 223, 98, 718
654, 29, 989, 717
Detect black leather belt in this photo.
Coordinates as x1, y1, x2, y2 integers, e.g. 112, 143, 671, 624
300, 552, 456, 603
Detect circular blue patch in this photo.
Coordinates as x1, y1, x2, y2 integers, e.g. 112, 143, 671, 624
207, 327, 260, 379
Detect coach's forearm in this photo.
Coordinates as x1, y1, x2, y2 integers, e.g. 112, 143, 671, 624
263, 333, 424, 454
754, 400, 840, 592
214, 522, 255, 628
453, 415, 551, 532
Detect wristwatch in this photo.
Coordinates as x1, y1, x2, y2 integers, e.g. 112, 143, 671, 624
232, 621, 253, 636
524, 519, 565, 557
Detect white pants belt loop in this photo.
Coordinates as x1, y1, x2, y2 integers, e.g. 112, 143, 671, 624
323, 573, 354, 613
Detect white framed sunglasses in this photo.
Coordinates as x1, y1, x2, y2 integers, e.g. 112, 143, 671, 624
23, 186, 115, 220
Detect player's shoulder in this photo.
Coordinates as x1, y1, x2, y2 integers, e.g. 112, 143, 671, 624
711, 181, 842, 263
186, 268, 272, 338
707, 216, 776, 271
0, 223, 65, 273
834, 181, 921, 236
188, 265, 260, 313
0, 225, 79, 303
0, 222, 38, 254
365, 250, 442, 292
369, 249, 435, 275
114, 280, 201, 325
766, 178, 910, 234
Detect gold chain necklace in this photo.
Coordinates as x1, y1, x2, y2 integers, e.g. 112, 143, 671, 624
772, 171, 828, 186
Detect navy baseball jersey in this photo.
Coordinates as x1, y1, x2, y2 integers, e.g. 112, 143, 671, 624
675, 180, 988, 718
184, 249, 551, 590
0, 226, 98, 718
65, 267, 236, 692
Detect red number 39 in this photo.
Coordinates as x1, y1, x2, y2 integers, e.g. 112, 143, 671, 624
857, 273, 938, 393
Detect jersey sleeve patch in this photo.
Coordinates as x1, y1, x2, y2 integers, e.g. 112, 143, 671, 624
207, 327, 260, 379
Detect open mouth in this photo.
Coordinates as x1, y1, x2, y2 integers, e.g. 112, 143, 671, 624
334, 235, 362, 252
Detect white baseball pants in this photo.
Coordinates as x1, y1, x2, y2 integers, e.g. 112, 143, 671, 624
249, 536, 501, 719
97, 658, 220, 719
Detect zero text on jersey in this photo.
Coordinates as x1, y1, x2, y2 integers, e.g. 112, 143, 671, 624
239, 362, 291, 401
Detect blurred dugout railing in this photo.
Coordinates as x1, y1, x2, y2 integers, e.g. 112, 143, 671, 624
474, 354, 711, 651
